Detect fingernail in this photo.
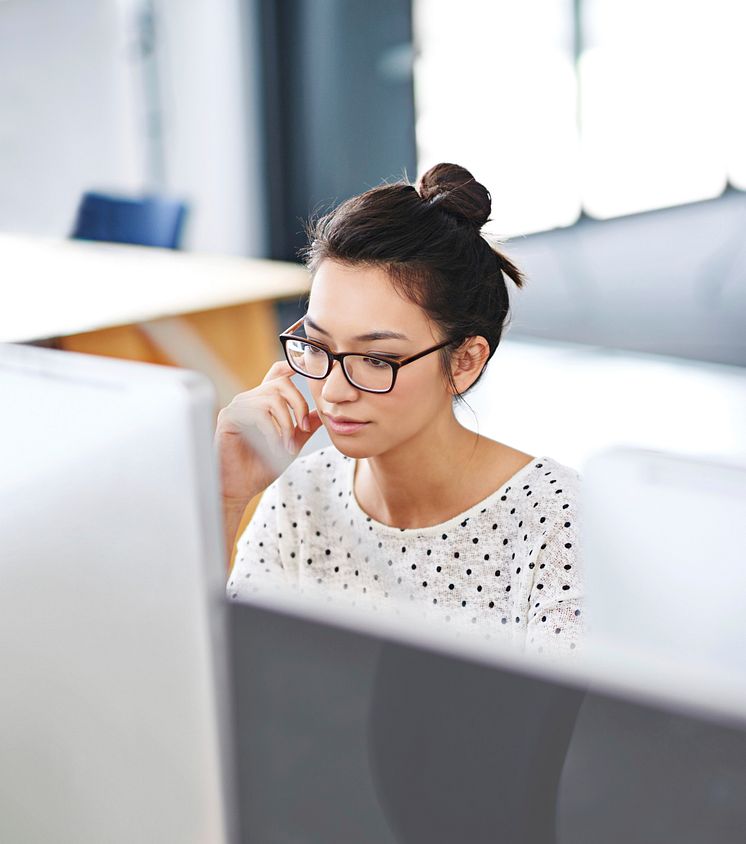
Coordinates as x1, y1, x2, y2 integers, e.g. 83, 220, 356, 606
301, 414, 309, 432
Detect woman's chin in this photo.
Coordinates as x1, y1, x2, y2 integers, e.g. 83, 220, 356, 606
327, 435, 375, 459
330, 437, 371, 460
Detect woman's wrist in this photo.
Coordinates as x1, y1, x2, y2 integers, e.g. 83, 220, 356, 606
222, 496, 253, 573
221, 494, 252, 513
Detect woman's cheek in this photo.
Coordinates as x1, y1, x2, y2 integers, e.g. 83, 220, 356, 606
384, 375, 432, 428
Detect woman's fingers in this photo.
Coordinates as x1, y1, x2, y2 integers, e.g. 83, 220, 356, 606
261, 359, 296, 385
307, 408, 323, 431
259, 359, 312, 431
264, 395, 296, 449
303, 408, 323, 437
272, 378, 311, 432
288, 408, 323, 451
219, 360, 320, 456
254, 410, 287, 457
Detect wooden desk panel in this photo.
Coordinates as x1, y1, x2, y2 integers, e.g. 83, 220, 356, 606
59, 300, 281, 390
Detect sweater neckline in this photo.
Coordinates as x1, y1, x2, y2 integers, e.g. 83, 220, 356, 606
344, 452, 548, 535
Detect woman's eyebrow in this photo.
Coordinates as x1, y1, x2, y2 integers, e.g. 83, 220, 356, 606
304, 316, 409, 342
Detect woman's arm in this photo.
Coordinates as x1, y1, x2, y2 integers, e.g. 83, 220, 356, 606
222, 497, 251, 571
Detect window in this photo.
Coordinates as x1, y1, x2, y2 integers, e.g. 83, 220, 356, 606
413, 0, 581, 238
414, 0, 746, 233
580, 0, 735, 218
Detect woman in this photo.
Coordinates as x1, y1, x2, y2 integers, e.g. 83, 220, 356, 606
217, 163, 583, 656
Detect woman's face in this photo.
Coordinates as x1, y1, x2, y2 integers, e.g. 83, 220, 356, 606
304, 259, 453, 459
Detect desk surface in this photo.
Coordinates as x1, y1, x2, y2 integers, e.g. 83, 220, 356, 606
1, 233, 310, 342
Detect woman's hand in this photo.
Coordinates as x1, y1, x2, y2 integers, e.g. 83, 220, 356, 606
214, 360, 324, 506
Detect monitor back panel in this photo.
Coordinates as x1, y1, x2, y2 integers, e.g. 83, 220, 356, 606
582, 446, 746, 673
229, 597, 746, 844
0, 343, 235, 843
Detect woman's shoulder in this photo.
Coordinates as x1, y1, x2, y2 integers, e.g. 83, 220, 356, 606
510, 454, 583, 531
533, 455, 583, 489
495, 452, 581, 497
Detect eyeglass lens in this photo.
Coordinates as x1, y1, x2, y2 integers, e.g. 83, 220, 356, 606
285, 339, 394, 391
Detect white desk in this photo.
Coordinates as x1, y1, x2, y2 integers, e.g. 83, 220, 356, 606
1, 232, 310, 393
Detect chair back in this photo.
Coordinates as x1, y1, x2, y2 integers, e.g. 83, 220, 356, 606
71, 192, 187, 249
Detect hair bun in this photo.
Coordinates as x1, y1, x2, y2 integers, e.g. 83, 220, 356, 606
416, 162, 491, 229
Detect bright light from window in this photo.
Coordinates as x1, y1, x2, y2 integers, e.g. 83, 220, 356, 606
413, 0, 581, 238
415, 0, 746, 232
717, 1, 746, 190
580, 0, 732, 218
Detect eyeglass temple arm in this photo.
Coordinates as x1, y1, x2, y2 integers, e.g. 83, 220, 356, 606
396, 338, 454, 366
280, 315, 306, 335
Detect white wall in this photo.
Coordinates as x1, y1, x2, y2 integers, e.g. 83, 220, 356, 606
155, 0, 266, 256
0, 0, 264, 256
0, 0, 144, 236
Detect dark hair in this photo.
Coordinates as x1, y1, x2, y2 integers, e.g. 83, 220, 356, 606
300, 162, 526, 403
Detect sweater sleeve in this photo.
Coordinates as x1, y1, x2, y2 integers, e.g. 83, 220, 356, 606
226, 480, 288, 600
524, 511, 585, 658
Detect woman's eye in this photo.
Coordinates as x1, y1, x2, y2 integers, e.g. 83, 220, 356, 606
303, 343, 324, 356
363, 357, 389, 368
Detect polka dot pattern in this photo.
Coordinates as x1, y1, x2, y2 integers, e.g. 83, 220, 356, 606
228, 446, 585, 656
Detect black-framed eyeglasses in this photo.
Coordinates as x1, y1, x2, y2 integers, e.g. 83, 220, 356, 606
279, 315, 457, 394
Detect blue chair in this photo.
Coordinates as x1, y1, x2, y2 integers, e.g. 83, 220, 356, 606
71, 191, 188, 249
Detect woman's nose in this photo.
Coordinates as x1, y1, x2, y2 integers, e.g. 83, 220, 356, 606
321, 359, 359, 403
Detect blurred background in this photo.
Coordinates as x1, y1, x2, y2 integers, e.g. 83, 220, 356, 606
4, 8, 746, 835
4, 12, 746, 824
2, 0, 745, 364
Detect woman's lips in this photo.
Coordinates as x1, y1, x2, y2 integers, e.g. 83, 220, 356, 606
324, 414, 370, 435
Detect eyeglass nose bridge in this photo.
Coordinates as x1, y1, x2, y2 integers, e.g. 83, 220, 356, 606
325, 352, 340, 370
327, 353, 366, 392
325, 354, 346, 380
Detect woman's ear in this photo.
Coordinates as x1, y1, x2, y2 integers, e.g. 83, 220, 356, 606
450, 336, 490, 393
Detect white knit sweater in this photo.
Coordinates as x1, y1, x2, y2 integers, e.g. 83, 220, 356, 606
228, 446, 584, 658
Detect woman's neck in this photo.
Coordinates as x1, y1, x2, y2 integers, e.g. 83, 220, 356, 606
353, 415, 505, 529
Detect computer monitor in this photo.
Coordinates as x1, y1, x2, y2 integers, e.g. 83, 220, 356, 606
581, 446, 746, 676
228, 585, 746, 844
0, 343, 237, 843
6, 341, 746, 843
